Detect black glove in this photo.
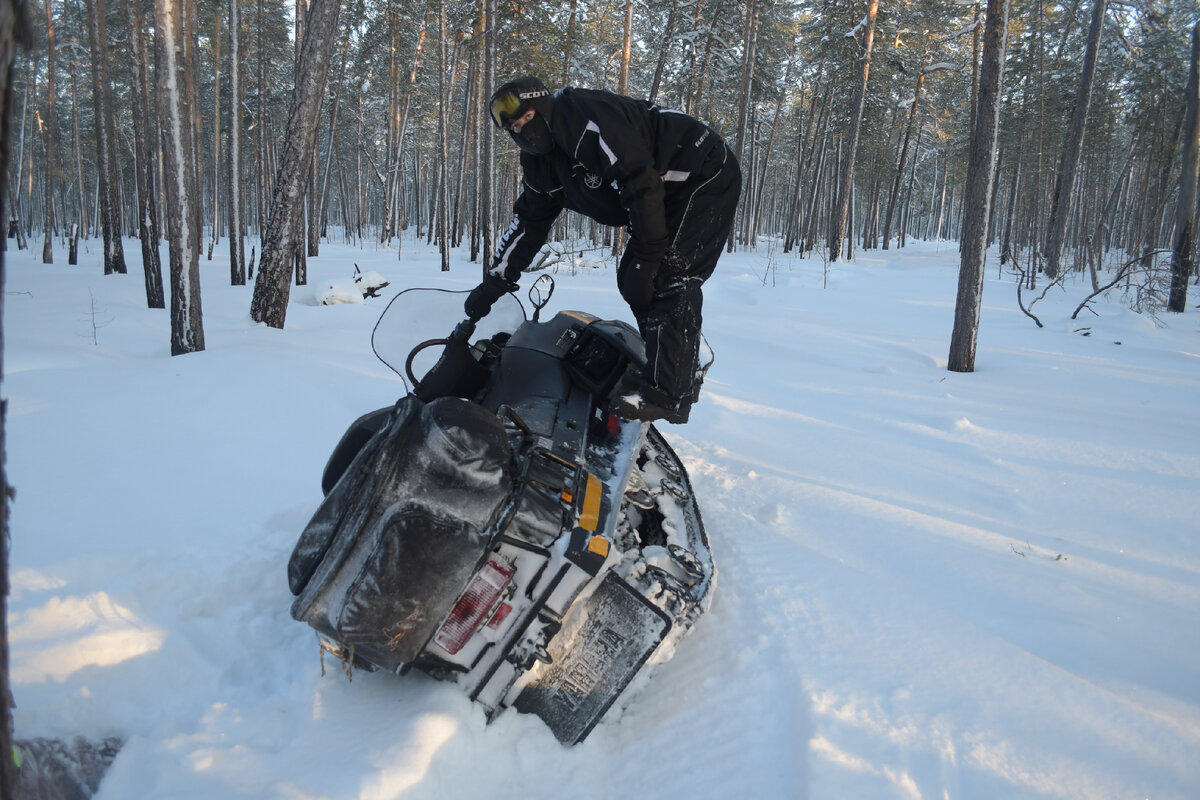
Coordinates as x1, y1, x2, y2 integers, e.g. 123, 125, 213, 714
465, 273, 517, 320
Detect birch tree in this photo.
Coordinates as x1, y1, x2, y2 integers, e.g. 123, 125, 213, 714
156, 0, 205, 355
250, 0, 340, 328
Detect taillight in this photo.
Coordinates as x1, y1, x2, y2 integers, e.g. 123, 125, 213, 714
487, 602, 513, 629
606, 413, 621, 437
434, 559, 515, 655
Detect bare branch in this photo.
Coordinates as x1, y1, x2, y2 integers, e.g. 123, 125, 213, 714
1071, 250, 1170, 319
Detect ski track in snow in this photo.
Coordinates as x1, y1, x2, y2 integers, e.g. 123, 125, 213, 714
671, 443, 1195, 800
4, 236, 1199, 799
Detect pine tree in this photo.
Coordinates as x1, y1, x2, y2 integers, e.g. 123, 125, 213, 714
1167, 21, 1200, 313
949, 0, 1010, 373
84, 0, 126, 275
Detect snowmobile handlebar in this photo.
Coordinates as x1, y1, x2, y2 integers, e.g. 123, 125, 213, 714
405, 319, 487, 401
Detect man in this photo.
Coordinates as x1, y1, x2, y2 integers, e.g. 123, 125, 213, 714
465, 76, 741, 424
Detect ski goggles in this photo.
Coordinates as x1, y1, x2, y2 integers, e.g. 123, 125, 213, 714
489, 88, 548, 129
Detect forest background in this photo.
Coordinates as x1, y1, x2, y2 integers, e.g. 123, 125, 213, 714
5, 0, 1200, 342
0, 0, 1199, 794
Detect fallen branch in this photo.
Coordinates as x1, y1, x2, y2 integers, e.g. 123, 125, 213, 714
1071, 250, 1170, 319
1011, 253, 1060, 328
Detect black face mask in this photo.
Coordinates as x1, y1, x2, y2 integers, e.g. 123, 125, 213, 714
510, 113, 554, 156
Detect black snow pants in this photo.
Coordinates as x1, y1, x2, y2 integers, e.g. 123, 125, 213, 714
621, 142, 741, 409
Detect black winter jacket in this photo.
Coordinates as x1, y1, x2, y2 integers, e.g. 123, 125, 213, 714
489, 88, 722, 283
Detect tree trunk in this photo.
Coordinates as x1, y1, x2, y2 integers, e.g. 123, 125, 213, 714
802, 119, 832, 256
787, 76, 830, 253
304, 2, 320, 261
619, 0, 633, 95
829, 0, 879, 262
900, 125, 923, 248
1085, 137, 1135, 288
292, 0, 310, 280
1001, 137, 1023, 265
968, 2, 980, 159
228, 0, 245, 284
67, 21, 86, 240
468, 43, 481, 257
948, 0, 1010, 373
84, 0, 127, 274
1043, 0, 1107, 279
731, 0, 757, 169
436, 0, 449, 270
250, 0, 339, 328
749, 37, 797, 246
41, 0, 54, 263
319, 30, 348, 242
883, 68, 934, 249
255, 0, 266, 236
783, 82, 817, 252
10, 58, 28, 250
480, 0, 495, 274
390, 14, 428, 246
383, 10, 429, 246
1167, 21, 1200, 313
209, 2, 221, 259
729, 0, 758, 249
123, 0, 165, 307
1135, 105, 1184, 266
451, 45, 473, 246
559, 0, 577, 86
686, 0, 728, 117
1, 5, 32, 796
648, 0, 677, 104
155, 0, 205, 354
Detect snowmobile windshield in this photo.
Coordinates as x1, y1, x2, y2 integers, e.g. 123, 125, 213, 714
371, 288, 527, 393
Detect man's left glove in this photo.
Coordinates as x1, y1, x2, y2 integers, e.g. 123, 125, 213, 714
465, 272, 518, 320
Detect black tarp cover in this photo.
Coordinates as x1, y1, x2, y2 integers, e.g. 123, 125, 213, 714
288, 395, 514, 669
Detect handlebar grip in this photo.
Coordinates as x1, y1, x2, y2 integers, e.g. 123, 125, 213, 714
452, 319, 477, 342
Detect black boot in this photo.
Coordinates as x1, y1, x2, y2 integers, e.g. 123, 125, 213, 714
610, 381, 692, 424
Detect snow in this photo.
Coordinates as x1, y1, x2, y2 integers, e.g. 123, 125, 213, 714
4, 234, 1199, 799
316, 278, 366, 305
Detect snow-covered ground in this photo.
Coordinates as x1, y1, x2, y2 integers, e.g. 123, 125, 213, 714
4, 233, 1198, 799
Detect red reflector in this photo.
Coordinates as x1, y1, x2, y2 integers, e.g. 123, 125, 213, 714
606, 413, 621, 436
434, 559, 514, 655
487, 602, 513, 629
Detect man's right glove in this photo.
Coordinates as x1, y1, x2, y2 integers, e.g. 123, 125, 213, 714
465, 272, 518, 320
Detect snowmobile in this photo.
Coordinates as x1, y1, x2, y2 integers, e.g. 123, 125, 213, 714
286, 277, 716, 745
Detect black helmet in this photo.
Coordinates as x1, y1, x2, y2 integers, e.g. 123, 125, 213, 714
489, 76, 556, 156
488, 76, 554, 128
